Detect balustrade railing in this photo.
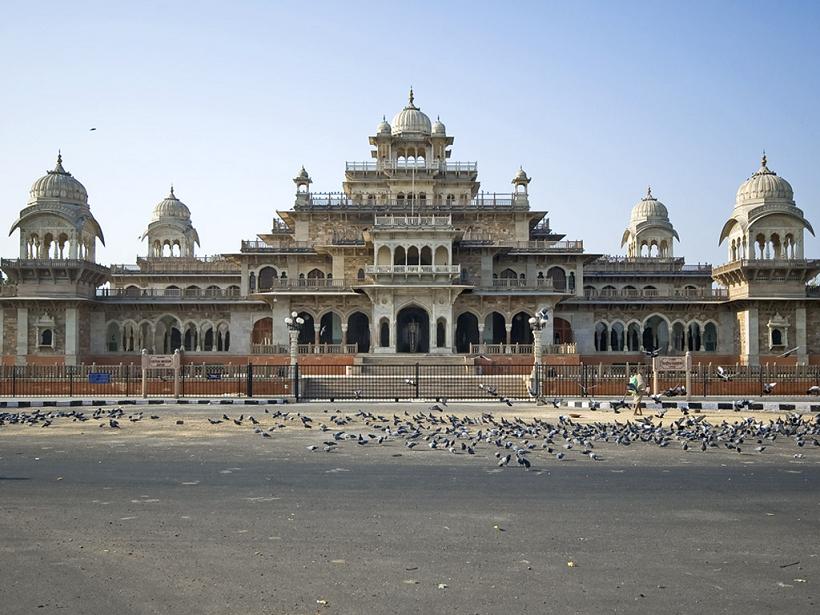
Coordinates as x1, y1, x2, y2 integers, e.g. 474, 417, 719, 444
98, 287, 243, 300
255, 278, 367, 291
297, 192, 525, 211
365, 265, 461, 275
470, 342, 578, 355
583, 287, 729, 300
240, 240, 314, 253
374, 215, 452, 227
345, 160, 477, 173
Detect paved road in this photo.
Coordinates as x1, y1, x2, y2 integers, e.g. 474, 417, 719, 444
1, 404, 818, 614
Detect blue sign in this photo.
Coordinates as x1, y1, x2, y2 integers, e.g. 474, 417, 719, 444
206, 373, 222, 381
88, 372, 111, 384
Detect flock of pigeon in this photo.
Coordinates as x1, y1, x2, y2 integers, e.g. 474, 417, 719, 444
2, 400, 819, 470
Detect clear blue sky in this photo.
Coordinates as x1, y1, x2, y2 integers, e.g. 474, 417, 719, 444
1, 0, 818, 266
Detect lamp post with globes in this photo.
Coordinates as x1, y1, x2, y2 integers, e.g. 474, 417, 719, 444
528, 308, 549, 399
284, 311, 305, 367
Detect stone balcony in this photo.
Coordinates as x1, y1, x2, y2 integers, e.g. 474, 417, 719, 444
253, 278, 368, 294
97, 287, 247, 301
373, 215, 453, 229
581, 287, 729, 301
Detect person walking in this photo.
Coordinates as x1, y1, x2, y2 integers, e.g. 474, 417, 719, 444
628, 370, 646, 416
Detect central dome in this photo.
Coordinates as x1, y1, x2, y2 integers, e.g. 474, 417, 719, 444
29, 153, 88, 206
391, 89, 431, 136
630, 187, 669, 222
151, 186, 191, 221
735, 154, 794, 204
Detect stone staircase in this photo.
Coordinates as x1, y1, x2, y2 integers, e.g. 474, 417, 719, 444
300, 354, 533, 401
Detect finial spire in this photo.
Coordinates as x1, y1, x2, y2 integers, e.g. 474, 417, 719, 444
761, 149, 767, 168
409, 86, 414, 106
54, 149, 65, 173
646, 185, 653, 198
170, 184, 175, 198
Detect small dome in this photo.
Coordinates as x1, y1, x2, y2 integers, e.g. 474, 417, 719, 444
432, 116, 446, 135
630, 186, 669, 221
512, 167, 530, 183
735, 154, 794, 203
377, 116, 391, 135
151, 186, 191, 221
29, 152, 88, 205
391, 88, 431, 136
295, 166, 310, 180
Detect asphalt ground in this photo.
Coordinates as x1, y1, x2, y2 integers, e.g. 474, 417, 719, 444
1, 402, 818, 614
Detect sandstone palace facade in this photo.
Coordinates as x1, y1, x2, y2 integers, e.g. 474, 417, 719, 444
2, 92, 818, 367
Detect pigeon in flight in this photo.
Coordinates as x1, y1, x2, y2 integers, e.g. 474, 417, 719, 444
716, 366, 732, 381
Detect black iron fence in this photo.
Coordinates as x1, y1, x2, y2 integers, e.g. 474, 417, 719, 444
1, 363, 819, 400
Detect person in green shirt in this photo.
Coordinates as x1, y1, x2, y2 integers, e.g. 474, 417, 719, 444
627, 370, 646, 416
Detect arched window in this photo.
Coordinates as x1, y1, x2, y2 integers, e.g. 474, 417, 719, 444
627, 323, 641, 351
610, 322, 624, 351
594, 322, 609, 351
258, 267, 277, 290
687, 322, 702, 352
771, 328, 782, 346
546, 266, 566, 291
672, 322, 685, 352
703, 322, 718, 352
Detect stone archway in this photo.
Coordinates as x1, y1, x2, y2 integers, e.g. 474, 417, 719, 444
347, 312, 370, 353
396, 306, 429, 353
455, 312, 479, 353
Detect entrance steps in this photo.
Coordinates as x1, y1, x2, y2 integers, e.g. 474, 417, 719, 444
355, 354, 474, 367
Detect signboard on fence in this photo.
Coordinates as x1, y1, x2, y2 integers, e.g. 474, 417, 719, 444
206, 373, 222, 381
145, 354, 175, 369
141, 349, 181, 398
654, 356, 688, 371
88, 372, 111, 385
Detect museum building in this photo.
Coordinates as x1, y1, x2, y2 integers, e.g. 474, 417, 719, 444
1, 91, 818, 367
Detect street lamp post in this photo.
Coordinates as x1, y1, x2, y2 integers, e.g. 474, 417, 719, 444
284, 311, 305, 367
284, 311, 305, 400
528, 308, 549, 400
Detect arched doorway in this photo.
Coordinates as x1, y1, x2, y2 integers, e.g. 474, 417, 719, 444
510, 311, 532, 345
319, 312, 342, 344
553, 317, 573, 344
252, 317, 273, 345
484, 312, 505, 344
455, 312, 479, 353
643, 315, 669, 353
396, 306, 429, 353
347, 312, 370, 353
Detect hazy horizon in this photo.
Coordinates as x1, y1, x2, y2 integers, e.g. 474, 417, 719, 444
2, 0, 818, 268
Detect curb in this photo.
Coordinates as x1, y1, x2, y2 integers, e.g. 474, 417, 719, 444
0, 398, 289, 409
563, 400, 820, 413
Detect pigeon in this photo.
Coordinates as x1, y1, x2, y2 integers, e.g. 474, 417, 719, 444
763, 382, 777, 395
642, 348, 660, 358
778, 346, 799, 358
807, 385, 820, 396
716, 366, 732, 381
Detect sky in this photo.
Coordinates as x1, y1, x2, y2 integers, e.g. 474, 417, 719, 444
1, 0, 819, 267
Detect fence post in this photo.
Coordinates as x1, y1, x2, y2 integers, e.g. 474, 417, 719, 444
69, 365, 74, 397
246, 362, 254, 398
293, 362, 300, 401
12, 365, 16, 397
414, 363, 420, 399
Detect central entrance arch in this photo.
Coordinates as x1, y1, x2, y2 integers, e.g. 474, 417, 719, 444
396, 306, 429, 353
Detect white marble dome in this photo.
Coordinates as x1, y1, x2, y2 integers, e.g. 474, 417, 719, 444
29, 153, 88, 205
735, 155, 794, 203
630, 187, 669, 221
376, 117, 391, 135
391, 89, 431, 136
151, 186, 191, 221
432, 116, 446, 135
